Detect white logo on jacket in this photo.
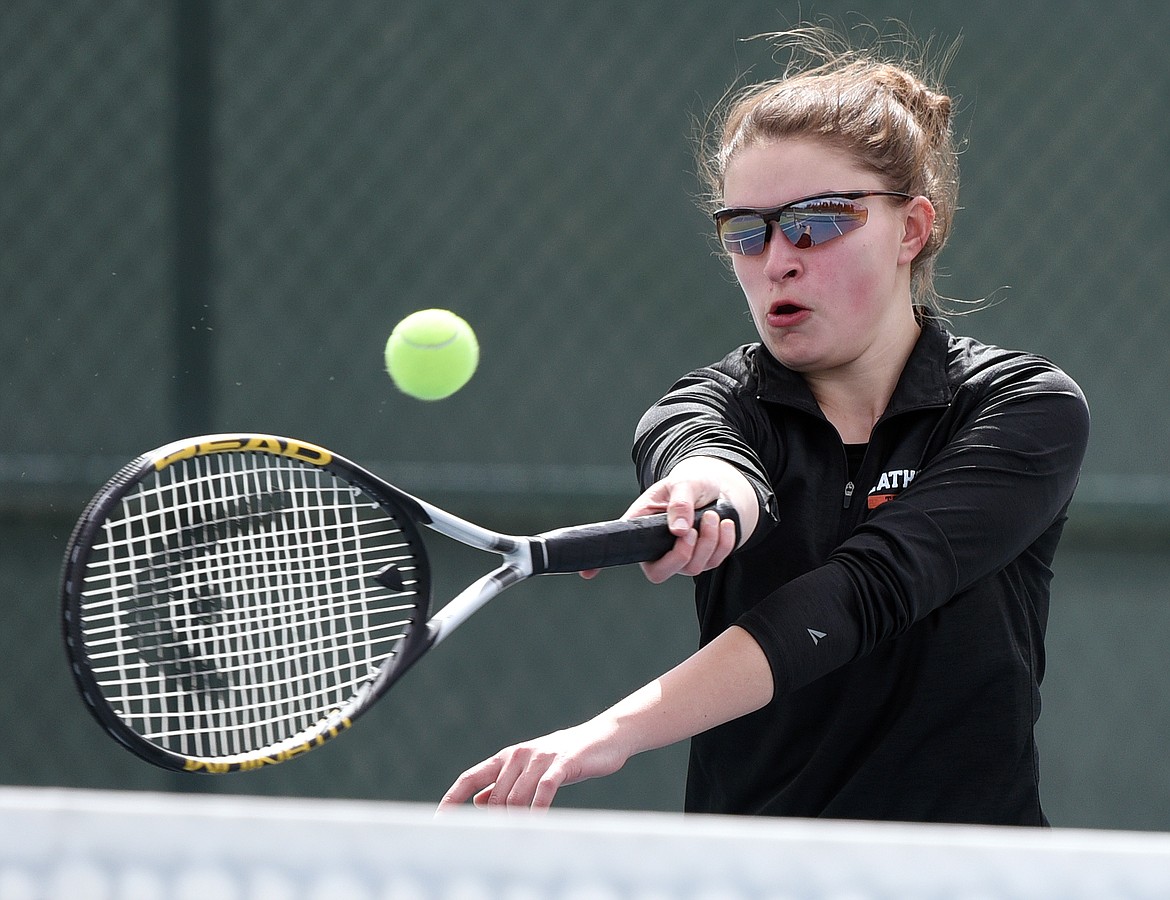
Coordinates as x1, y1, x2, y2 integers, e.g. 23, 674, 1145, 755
866, 468, 918, 509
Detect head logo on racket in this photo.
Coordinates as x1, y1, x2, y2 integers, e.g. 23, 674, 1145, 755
153, 435, 333, 471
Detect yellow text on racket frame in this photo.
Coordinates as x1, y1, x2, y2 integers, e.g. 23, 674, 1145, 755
155, 435, 333, 471
180, 718, 353, 773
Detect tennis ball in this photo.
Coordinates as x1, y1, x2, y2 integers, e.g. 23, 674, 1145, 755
384, 309, 479, 401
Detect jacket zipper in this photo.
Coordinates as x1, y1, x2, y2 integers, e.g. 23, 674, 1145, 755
841, 441, 860, 509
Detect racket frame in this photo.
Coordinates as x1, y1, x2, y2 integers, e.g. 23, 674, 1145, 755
61, 433, 735, 773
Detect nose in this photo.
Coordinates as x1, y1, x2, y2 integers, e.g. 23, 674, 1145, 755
761, 227, 802, 281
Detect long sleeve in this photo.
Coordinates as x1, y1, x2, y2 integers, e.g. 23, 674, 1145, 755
633, 348, 780, 548
740, 355, 1089, 695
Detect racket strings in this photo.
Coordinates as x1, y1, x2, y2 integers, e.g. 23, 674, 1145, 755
76, 452, 426, 759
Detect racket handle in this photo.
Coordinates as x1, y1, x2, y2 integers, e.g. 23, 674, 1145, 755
532, 500, 740, 575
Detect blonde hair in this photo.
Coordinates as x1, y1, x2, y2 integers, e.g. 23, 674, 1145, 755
699, 24, 961, 315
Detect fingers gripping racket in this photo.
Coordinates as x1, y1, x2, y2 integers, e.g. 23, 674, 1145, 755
61, 433, 737, 774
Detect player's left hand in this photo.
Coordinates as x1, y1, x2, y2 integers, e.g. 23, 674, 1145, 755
436, 721, 629, 812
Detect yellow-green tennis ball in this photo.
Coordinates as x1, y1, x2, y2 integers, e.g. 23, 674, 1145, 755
384, 309, 479, 401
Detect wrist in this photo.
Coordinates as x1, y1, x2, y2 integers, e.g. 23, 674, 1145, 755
668, 456, 760, 546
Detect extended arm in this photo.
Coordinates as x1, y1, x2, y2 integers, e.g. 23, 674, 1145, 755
436, 623, 772, 811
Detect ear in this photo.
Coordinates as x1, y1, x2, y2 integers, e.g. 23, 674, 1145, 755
898, 196, 935, 266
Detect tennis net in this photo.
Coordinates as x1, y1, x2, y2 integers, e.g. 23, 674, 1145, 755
3, 786, 1169, 898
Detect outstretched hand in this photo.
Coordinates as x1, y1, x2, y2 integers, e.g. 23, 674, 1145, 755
436, 721, 629, 812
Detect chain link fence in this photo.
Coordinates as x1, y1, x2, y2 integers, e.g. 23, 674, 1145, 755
2, 0, 1168, 826
5, 0, 1168, 495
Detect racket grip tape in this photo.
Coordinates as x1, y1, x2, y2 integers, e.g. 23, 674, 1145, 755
533, 500, 740, 575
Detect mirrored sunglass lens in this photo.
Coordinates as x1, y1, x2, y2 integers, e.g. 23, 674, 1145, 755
719, 215, 768, 255
777, 199, 867, 248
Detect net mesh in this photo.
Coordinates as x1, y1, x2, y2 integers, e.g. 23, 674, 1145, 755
3, 787, 1170, 899
67, 453, 426, 764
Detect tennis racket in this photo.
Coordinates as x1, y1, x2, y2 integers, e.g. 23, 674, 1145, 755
61, 433, 737, 774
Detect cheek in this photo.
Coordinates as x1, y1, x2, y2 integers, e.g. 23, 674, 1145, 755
730, 254, 756, 289
829, 240, 892, 311
731, 256, 765, 300
837, 269, 878, 312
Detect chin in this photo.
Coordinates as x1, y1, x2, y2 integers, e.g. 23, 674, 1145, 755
764, 336, 821, 372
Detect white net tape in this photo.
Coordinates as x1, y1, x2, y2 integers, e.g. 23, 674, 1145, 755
2, 787, 1169, 899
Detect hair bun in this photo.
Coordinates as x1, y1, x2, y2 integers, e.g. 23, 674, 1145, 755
875, 64, 953, 141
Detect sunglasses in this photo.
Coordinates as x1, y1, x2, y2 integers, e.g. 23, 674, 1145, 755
713, 190, 913, 256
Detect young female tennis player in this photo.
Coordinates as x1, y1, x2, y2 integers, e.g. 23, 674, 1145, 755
439, 24, 1089, 825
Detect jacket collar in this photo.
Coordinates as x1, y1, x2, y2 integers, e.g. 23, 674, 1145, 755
753, 320, 954, 417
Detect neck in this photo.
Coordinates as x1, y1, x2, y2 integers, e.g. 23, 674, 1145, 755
805, 320, 921, 444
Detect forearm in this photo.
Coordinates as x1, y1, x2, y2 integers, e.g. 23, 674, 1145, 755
436, 626, 774, 811
593, 625, 773, 760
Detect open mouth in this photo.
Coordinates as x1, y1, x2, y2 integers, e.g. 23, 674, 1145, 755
767, 301, 810, 327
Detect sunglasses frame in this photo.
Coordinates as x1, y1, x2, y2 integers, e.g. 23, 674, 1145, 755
713, 190, 914, 255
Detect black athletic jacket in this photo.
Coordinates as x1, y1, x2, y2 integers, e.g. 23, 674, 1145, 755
633, 322, 1090, 825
